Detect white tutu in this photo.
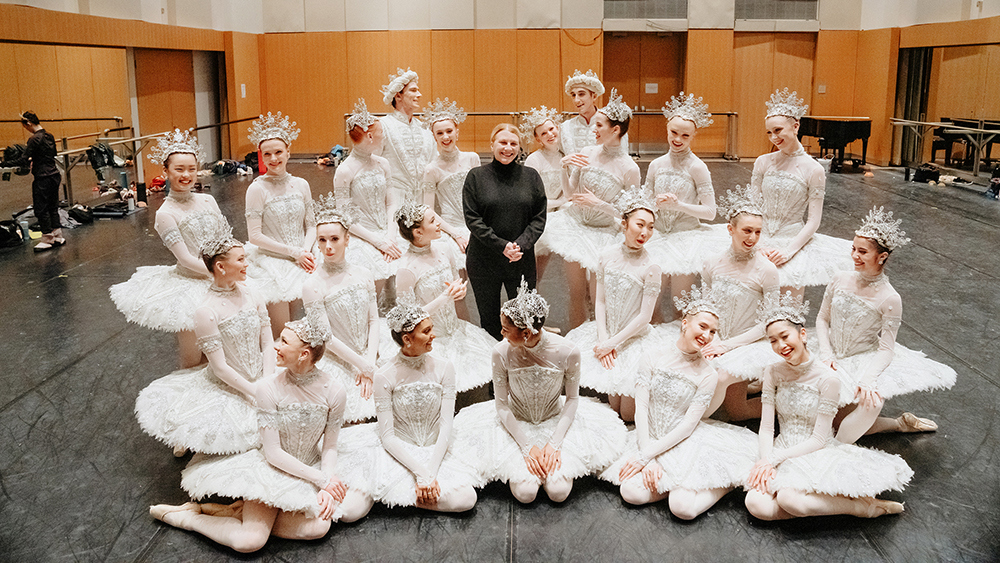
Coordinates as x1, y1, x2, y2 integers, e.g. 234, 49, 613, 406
315, 319, 397, 422
429, 322, 496, 393
244, 243, 311, 303
135, 365, 260, 455
109, 265, 210, 332
333, 422, 485, 508
568, 324, 673, 396
643, 226, 730, 276
768, 438, 913, 497
346, 236, 398, 282
543, 207, 621, 272
452, 398, 628, 485
600, 419, 758, 492
181, 451, 342, 519
715, 335, 957, 404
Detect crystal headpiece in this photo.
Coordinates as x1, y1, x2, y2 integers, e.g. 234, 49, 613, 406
394, 200, 429, 229
519, 106, 562, 144
855, 206, 909, 251
662, 92, 713, 129
248, 112, 300, 147
564, 69, 605, 97
500, 277, 550, 334
386, 301, 430, 334
200, 223, 241, 258
757, 291, 810, 328
423, 98, 466, 127
148, 129, 205, 165
615, 185, 657, 217
314, 191, 355, 229
286, 318, 329, 348
765, 88, 808, 120
599, 88, 632, 123
381, 68, 419, 106
345, 98, 377, 133
718, 184, 764, 221
673, 284, 719, 318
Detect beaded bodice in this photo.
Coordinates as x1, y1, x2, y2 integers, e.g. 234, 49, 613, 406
260, 403, 329, 465
712, 276, 763, 340
436, 169, 470, 230
652, 169, 700, 233
602, 270, 645, 335
829, 289, 882, 357
391, 381, 443, 447
413, 261, 460, 336
381, 113, 433, 199
761, 171, 810, 238
207, 306, 264, 384
539, 168, 563, 200
773, 381, 832, 449
171, 209, 229, 258
323, 281, 375, 354
508, 366, 566, 424
569, 167, 624, 227
351, 168, 390, 232
258, 193, 307, 247
644, 369, 711, 440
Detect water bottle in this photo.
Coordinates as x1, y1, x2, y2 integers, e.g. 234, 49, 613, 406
18, 218, 29, 242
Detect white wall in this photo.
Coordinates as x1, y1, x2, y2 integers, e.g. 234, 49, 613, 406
858, 0, 1000, 29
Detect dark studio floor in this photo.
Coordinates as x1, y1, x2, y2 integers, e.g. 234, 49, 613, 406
0, 157, 998, 562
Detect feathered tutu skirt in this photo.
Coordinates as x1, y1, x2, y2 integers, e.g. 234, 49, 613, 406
643, 225, 730, 276
765, 437, 913, 497
333, 423, 485, 508
243, 243, 312, 304
452, 398, 628, 485
135, 366, 260, 455
714, 335, 957, 404
429, 319, 496, 392
568, 324, 674, 396
181, 450, 342, 520
315, 319, 397, 422
345, 232, 400, 282
600, 420, 758, 492
109, 265, 211, 332
542, 207, 621, 272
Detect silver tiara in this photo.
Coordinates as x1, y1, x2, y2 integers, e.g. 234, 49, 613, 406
756, 291, 810, 328
248, 112, 300, 147
615, 185, 657, 217
286, 318, 329, 347
718, 184, 764, 221
386, 301, 430, 334
423, 98, 466, 127
315, 191, 355, 229
765, 88, 808, 120
519, 106, 562, 144
500, 277, 550, 334
599, 88, 632, 123
673, 284, 720, 318
148, 129, 205, 165
564, 69, 605, 97
200, 223, 241, 258
394, 200, 430, 229
855, 206, 910, 251
381, 68, 419, 106
662, 92, 713, 129
345, 98, 377, 133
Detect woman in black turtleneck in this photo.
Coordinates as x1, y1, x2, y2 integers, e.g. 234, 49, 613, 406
463, 123, 547, 340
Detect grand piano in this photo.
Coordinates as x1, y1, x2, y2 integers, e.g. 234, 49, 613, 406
798, 116, 872, 173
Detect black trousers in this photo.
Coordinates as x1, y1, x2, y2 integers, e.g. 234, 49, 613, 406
468, 259, 537, 341
31, 173, 61, 234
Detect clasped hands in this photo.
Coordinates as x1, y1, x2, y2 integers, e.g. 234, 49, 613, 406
416, 479, 442, 507
619, 457, 662, 492
296, 249, 317, 273
317, 475, 348, 520
378, 238, 403, 262
442, 277, 468, 301
524, 443, 562, 480
503, 242, 523, 263
594, 341, 617, 369
747, 459, 776, 493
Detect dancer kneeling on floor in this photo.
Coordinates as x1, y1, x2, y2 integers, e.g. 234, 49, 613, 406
151, 318, 372, 553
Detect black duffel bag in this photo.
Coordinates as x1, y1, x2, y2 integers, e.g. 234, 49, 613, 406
912, 164, 940, 183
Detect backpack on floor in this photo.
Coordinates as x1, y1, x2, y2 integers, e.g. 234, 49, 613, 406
3, 144, 30, 175
0, 220, 23, 247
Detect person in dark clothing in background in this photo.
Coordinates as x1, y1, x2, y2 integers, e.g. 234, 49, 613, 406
21, 111, 64, 252
463, 123, 547, 340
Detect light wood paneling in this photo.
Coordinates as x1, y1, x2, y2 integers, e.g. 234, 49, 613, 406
136, 48, 197, 182
931, 45, 988, 120
637, 34, 684, 145
685, 29, 734, 155
559, 29, 603, 113
516, 30, 562, 111
224, 32, 262, 160
603, 33, 641, 143
812, 30, 861, 155
474, 29, 518, 150
852, 27, 898, 166
387, 31, 434, 102
900, 15, 1000, 49
733, 33, 775, 157
346, 31, 390, 115
430, 30, 477, 151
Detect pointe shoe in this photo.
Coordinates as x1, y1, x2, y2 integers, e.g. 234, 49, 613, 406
898, 412, 938, 433
149, 501, 202, 522
172, 445, 187, 457
860, 497, 904, 518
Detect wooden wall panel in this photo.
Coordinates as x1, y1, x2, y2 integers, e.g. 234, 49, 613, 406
387, 31, 434, 102
986, 45, 1000, 119
0, 43, 23, 149
812, 30, 858, 117
559, 29, 603, 113
346, 31, 390, 115
733, 33, 775, 157
474, 30, 518, 150
685, 30, 734, 155
135, 48, 197, 182
900, 15, 1000, 49
223, 32, 262, 160
56, 47, 97, 143
931, 45, 988, 121
516, 30, 562, 112
430, 30, 477, 151
852, 28, 899, 166
635, 34, 684, 145
603, 33, 641, 143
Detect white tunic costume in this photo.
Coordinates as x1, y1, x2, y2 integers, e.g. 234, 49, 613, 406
379, 111, 435, 204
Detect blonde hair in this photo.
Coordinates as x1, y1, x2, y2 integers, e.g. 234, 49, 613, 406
490, 123, 521, 143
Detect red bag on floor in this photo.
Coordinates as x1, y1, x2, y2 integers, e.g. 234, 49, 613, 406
149, 176, 166, 192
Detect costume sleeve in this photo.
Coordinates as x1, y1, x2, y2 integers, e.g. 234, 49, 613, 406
687, 160, 717, 221
604, 264, 661, 350
858, 291, 901, 389
374, 367, 434, 485
633, 355, 653, 453
154, 210, 212, 278
245, 183, 298, 258
513, 167, 548, 252
320, 383, 348, 476
549, 347, 580, 449
769, 376, 839, 466
815, 278, 837, 362
300, 181, 317, 253
493, 348, 532, 453
463, 169, 509, 253
637, 371, 716, 465
757, 366, 777, 461
426, 361, 458, 478
194, 306, 256, 398
720, 265, 779, 351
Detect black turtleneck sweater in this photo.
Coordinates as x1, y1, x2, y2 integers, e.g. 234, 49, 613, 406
463, 158, 547, 277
